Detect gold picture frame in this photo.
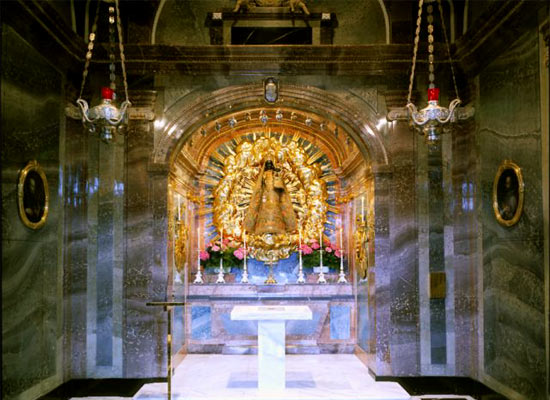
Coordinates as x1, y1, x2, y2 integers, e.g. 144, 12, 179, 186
493, 160, 524, 227
18, 160, 49, 229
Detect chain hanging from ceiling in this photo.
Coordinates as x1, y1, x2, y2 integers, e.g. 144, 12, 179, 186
405, 0, 466, 142
76, 0, 131, 142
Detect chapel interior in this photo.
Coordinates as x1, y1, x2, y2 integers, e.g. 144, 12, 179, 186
1, 1, 549, 400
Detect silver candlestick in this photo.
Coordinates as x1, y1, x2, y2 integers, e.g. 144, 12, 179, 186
297, 252, 306, 284
193, 266, 204, 284
337, 263, 347, 283
337, 227, 347, 283
216, 256, 225, 284
193, 227, 204, 284
317, 231, 327, 284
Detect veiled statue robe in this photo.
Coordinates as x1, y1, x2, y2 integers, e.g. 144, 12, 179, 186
244, 163, 297, 235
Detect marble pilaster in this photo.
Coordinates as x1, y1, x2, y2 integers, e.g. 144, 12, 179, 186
63, 117, 89, 379
388, 118, 420, 376
371, 167, 392, 375
124, 90, 167, 378
451, 118, 479, 377
427, 138, 447, 366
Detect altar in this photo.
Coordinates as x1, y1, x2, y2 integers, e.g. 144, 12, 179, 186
186, 283, 355, 355
231, 305, 312, 390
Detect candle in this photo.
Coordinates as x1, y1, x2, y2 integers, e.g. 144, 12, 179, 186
243, 229, 247, 268
296, 220, 305, 283
197, 226, 201, 266
339, 227, 344, 270
319, 229, 323, 267
428, 87, 440, 102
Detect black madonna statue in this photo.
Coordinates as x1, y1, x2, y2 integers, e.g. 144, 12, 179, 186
244, 158, 297, 236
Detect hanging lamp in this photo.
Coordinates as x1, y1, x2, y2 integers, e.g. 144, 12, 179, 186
390, 0, 472, 141
76, 0, 131, 142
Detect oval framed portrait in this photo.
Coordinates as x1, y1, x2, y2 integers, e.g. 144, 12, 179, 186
492, 160, 524, 227
18, 160, 49, 230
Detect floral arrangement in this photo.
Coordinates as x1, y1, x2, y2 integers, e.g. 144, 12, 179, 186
199, 237, 246, 270
300, 240, 343, 270
199, 236, 343, 271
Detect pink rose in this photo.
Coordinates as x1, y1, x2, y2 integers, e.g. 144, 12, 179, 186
223, 238, 230, 246
199, 250, 210, 261
334, 250, 342, 258
311, 241, 320, 250
233, 248, 244, 260
211, 245, 220, 252
301, 245, 313, 255
330, 242, 338, 251
325, 246, 332, 253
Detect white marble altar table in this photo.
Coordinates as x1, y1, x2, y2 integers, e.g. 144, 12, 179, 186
231, 305, 312, 391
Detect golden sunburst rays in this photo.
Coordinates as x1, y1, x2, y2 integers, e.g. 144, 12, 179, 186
202, 132, 339, 259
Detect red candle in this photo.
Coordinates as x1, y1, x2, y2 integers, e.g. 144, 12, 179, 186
101, 87, 114, 100
428, 87, 440, 101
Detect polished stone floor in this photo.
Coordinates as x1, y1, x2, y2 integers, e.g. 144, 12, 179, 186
132, 354, 411, 400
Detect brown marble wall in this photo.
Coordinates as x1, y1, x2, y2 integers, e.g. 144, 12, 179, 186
1, 24, 64, 399
477, 26, 546, 399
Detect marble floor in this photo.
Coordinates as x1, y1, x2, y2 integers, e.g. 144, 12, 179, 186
132, 354, 411, 400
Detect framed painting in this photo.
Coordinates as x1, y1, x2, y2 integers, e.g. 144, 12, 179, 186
18, 160, 49, 229
493, 160, 524, 227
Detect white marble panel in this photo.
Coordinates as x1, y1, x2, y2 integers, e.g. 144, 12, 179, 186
258, 320, 285, 390
231, 305, 312, 321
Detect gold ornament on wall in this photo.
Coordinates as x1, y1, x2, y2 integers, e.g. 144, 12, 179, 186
174, 222, 189, 273
210, 135, 330, 262
354, 216, 368, 279
18, 160, 49, 230
493, 160, 524, 227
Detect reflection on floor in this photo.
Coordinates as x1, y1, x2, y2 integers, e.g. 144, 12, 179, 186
133, 354, 410, 400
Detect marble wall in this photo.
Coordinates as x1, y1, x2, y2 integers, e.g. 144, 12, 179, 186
477, 27, 546, 399
1, 25, 64, 399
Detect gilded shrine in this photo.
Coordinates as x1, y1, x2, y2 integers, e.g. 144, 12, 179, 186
3, 1, 549, 400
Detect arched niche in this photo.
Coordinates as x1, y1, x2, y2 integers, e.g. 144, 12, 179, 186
153, 83, 389, 171
158, 82, 386, 290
